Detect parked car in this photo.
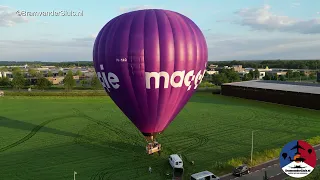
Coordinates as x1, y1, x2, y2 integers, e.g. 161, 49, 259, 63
190, 171, 220, 180
169, 154, 183, 168
232, 164, 250, 176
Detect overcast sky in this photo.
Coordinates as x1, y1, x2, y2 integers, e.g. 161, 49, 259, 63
1, 0, 320, 61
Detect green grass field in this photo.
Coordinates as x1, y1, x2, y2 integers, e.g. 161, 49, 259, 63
0, 92, 320, 180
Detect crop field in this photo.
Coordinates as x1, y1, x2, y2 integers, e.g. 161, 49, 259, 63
0, 92, 320, 180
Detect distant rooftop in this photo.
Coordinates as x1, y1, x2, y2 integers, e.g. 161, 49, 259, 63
223, 80, 320, 95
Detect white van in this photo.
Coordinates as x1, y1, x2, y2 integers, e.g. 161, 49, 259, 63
169, 154, 183, 168
190, 171, 220, 180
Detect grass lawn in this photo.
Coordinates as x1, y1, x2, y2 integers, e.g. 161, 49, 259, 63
0, 92, 319, 180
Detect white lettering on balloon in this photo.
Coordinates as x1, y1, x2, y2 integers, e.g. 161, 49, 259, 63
145, 68, 206, 91
97, 63, 206, 92
97, 64, 120, 92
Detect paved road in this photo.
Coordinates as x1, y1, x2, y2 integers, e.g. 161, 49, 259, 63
220, 145, 320, 180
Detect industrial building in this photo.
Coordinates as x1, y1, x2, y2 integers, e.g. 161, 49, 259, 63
221, 80, 320, 110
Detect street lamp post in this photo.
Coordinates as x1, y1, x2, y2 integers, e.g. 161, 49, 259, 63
251, 130, 259, 163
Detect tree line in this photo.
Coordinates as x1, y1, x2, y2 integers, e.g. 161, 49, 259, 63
206, 68, 261, 86
0, 69, 102, 91
208, 60, 320, 70
1, 59, 320, 69
204, 68, 318, 86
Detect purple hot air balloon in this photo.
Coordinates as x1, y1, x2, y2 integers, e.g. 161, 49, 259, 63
93, 9, 208, 147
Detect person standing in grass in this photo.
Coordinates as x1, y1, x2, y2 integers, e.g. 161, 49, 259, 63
149, 166, 152, 173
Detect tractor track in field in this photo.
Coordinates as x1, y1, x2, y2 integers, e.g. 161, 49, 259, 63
72, 108, 143, 144
90, 163, 161, 180
0, 115, 76, 153
119, 120, 144, 142
71, 109, 149, 180
160, 131, 209, 165
0, 107, 142, 155
180, 132, 209, 154
180, 133, 209, 165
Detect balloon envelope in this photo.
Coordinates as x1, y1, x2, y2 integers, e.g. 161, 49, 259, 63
93, 9, 208, 136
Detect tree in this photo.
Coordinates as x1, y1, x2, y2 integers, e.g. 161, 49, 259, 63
211, 73, 229, 85
58, 70, 64, 76
242, 73, 253, 81
12, 67, 21, 73
0, 66, 8, 72
279, 75, 285, 81
286, 70, 293, 79
74, 70, 83, 76
47, 71, 53, 77
254, 68, 260, 79
28, 68, 37, 77
25, 79, 32, 87
63, 70, 76, 91
220, 69, 240, 82
309, 72, 316, 79
242, 74, 249, 81
228, 70, 241, 82
263, 74, 271, 80
0, 77, 10, 86
11, 71, 25, 91
271, 74, 278, 80
36, 71, 44, 78
91, 75, 102, 89
37, 77, 52, 90
80, 80, 88, 87
249, 70, 255, 79
292, 71, 300, 78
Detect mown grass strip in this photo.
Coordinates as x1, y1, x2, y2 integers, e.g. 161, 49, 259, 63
214, 136, 320, 175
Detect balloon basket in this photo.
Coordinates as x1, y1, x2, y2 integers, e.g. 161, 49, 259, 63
146, 141, 161, 155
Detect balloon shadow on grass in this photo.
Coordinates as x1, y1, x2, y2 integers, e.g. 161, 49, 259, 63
0, 116, 80, 138
0, 116, 81, 153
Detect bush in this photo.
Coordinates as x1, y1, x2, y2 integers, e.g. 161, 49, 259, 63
198, 81, 216, 88
306, 136, 320, 145
227, 157, 247, 167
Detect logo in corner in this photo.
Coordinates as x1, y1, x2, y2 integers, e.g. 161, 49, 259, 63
280, 140, 316, 178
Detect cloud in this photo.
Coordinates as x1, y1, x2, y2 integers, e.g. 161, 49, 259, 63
0, 35, 96, 61
0, 5, 29, 27
72, 34, 97, 42
205, 32, 320, 60
230, 4, 320, 34
2, 32, 320, 62
119, 5, 155, 13
1, 35, 95, 48
291, 2, 300, 8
